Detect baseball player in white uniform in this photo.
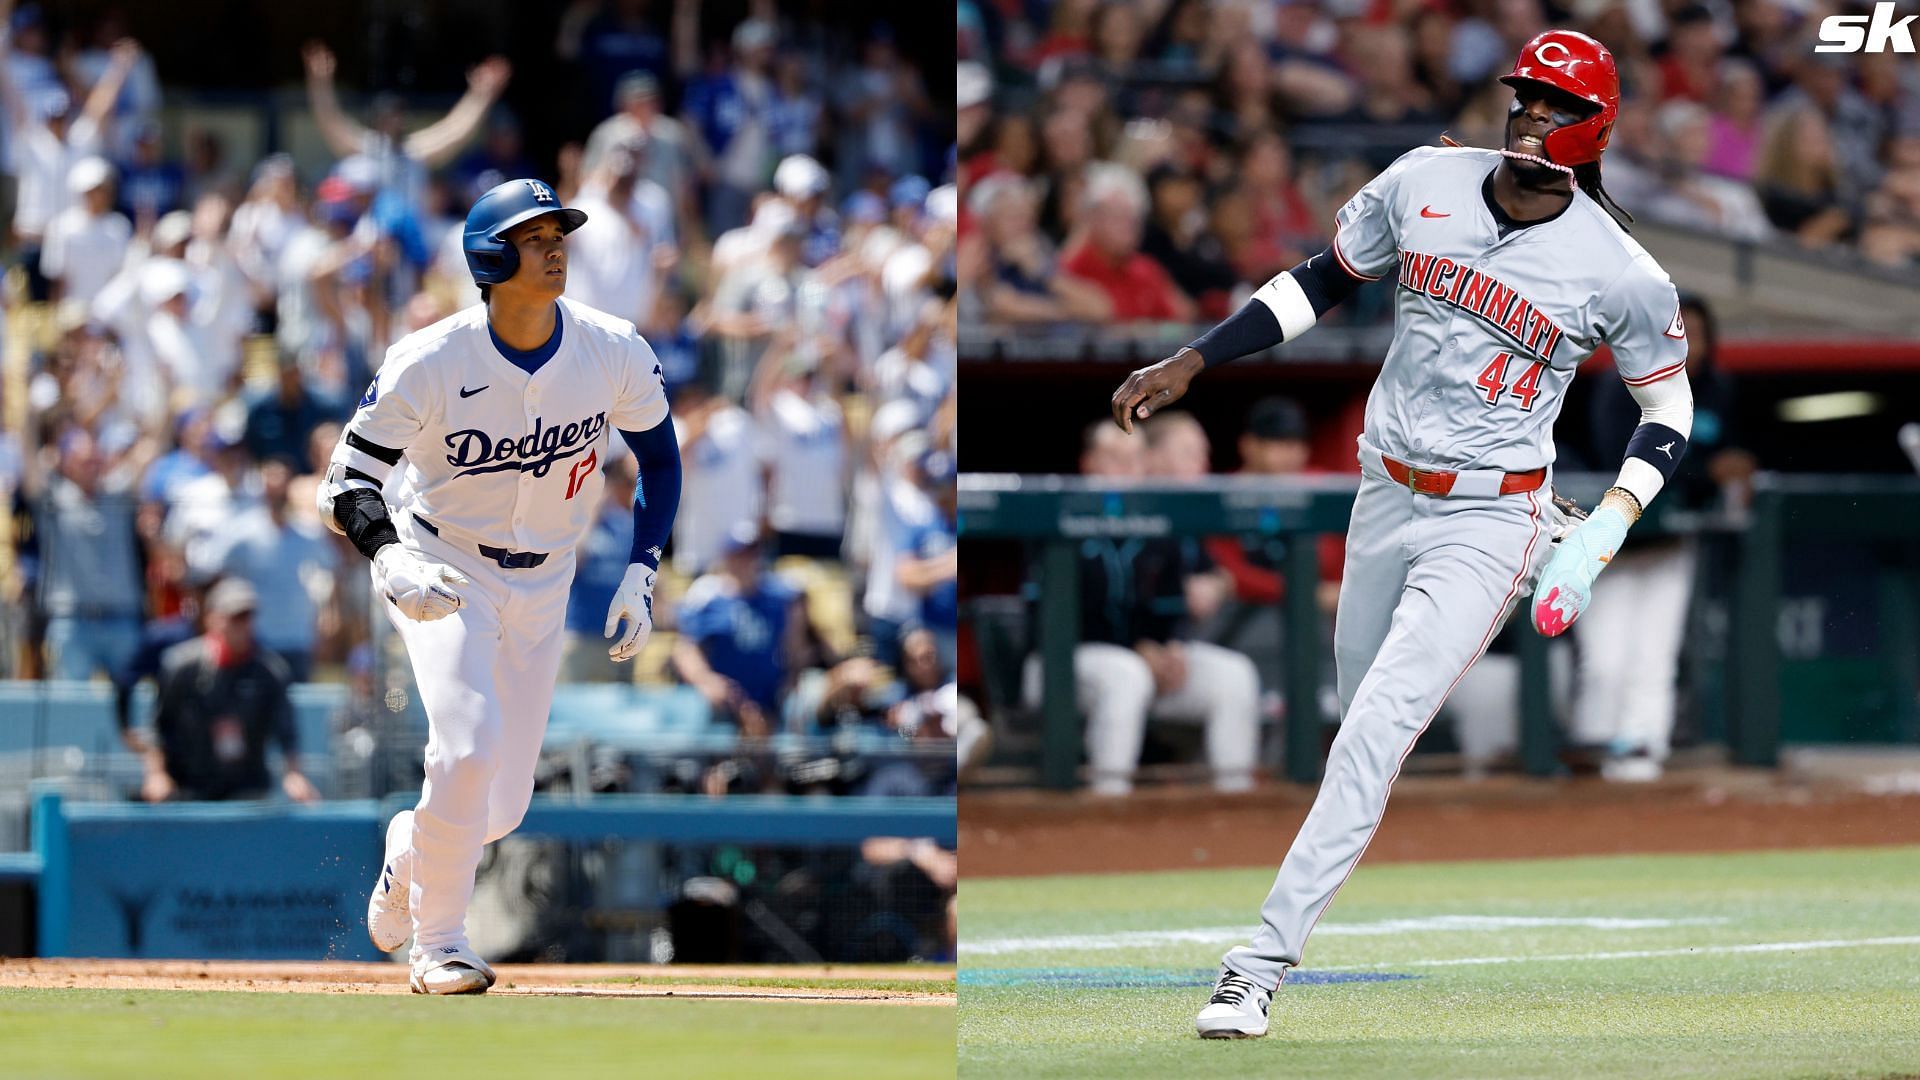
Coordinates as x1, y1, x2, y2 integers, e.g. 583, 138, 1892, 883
320, 178, 680, 994
1109, 31, 1695, 1037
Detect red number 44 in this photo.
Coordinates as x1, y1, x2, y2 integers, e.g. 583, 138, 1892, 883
1475, 352, 1546, 411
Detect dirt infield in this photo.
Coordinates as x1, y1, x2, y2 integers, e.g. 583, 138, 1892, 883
0, 958, 955, 1004
962, 766, 1920, 878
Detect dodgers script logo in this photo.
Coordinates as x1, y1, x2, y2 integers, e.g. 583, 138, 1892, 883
446, 412, 606, 478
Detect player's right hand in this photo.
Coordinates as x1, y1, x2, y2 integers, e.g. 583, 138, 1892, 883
1110, 349, 1203, 434
373, 545, 469, 622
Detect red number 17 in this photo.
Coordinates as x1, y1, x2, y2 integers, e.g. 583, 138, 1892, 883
1475, 352, 1546, 411
565, 448, 598, 499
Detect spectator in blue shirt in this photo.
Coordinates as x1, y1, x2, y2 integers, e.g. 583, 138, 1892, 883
36, 426, 144, 681
116, 119, 184, 226
449, 112, 539, 205
140, 409, 216, 508
643, 285, 701, 399
211, 458, 339, 682
898, 445, 960, 664
243, 354, 346, 468
876, 442, 957, 669
566, 0, 672, 116
564, 453, 639, 683
682, 18, 780, 235
673, 522, 830, 736
772, 153, 840, 267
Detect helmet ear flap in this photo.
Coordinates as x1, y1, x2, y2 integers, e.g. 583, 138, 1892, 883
490, 243, 519, 285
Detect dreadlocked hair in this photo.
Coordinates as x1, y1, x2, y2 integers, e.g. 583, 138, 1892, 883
1575, 162, 1634, 231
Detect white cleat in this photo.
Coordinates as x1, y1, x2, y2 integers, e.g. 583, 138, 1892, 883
1196, 966, 1272, 1039
367, 810, 414, 953
409, 944, 497, 996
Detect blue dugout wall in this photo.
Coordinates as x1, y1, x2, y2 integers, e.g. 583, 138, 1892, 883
23, 790, 955, 960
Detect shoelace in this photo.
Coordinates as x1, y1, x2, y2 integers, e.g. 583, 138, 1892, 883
1209, 970, 1260, 1007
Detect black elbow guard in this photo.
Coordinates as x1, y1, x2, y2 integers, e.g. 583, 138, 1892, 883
333, 488, 400, 561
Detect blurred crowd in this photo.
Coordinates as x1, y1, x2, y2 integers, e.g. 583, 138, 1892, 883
957, 0, 1920, 329
0, 4, 958, 805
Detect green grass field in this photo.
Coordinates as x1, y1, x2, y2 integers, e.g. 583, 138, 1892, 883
0, 988, 956, 1080
959, 846, 1920, 1079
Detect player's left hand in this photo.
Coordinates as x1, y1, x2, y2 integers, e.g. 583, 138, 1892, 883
1531, 505, 1631, 637
1110, 349, 1203, 434
605, 563, 657, 662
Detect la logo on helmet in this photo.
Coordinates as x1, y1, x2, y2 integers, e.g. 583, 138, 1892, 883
1535, 41, 1585, 75
525, 180, 555, 204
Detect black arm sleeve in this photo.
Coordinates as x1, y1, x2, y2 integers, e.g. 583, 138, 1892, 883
1624, 422, 1690, 482
331, 487, 400, 561
1290, 246, 1366, 312
1190, 302, 1282, 368
1188, 246, 1366, 368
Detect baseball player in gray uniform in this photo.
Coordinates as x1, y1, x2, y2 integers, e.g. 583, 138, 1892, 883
1108, 31, 1695, 1038
320, 178, 680, 994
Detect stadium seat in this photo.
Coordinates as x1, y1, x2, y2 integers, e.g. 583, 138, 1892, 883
542, 684, 724, 753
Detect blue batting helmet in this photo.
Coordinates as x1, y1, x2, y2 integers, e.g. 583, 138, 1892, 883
462, 178, 588, 286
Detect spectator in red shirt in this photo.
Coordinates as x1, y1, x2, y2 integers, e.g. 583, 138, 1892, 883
1657, 6, 1722, 103
1203, 397, 1344, 611
1232, 132, 1322, 283
1059, 164, 1197, 323
1032, 0, 1099, 67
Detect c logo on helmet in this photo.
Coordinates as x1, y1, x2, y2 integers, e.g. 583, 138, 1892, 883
1535, 40, 1582, 75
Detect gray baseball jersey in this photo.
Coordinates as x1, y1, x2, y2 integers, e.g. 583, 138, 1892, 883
1333, 146, 1687, 472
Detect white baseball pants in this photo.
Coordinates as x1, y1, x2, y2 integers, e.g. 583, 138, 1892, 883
382, 514, 573, 965
1223, 452, 1547, 989
1024, 639, 1260, 795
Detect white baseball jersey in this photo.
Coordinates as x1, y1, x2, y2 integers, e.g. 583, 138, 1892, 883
342, 297, 669, 554
335, 294, 670, 968
1334, 145, 1687, 472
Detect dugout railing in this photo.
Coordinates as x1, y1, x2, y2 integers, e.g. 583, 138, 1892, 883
959, 472, 1920, 789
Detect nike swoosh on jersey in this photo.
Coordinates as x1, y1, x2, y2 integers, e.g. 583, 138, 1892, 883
1420, 206, 1450, 218
459, 385, 489, 398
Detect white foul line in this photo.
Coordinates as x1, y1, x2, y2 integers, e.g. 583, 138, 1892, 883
961, 915, 1726, 957
1324, 935, 1920, 971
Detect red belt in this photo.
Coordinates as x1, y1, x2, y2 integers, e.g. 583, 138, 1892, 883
1381, 454, 1546, 497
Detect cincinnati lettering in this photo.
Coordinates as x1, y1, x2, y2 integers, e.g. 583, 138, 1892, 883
445, 412, 606, 478
1396, 251, 1567, 360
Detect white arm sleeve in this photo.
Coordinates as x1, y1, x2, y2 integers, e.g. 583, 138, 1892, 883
1249, 272, 1319, 340
1612, 371, 1695, 509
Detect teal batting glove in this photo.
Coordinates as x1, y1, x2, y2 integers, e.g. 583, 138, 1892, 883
1531, 505, 1632, 637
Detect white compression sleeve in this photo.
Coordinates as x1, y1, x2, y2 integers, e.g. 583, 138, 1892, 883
1250, 272, 1319, 341
1614, 371, 1695, 509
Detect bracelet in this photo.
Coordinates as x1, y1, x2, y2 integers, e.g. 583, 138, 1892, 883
1602, 485, 1644, 524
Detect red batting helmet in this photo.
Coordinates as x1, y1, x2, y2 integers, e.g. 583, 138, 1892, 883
1499, 30, 1619, 167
